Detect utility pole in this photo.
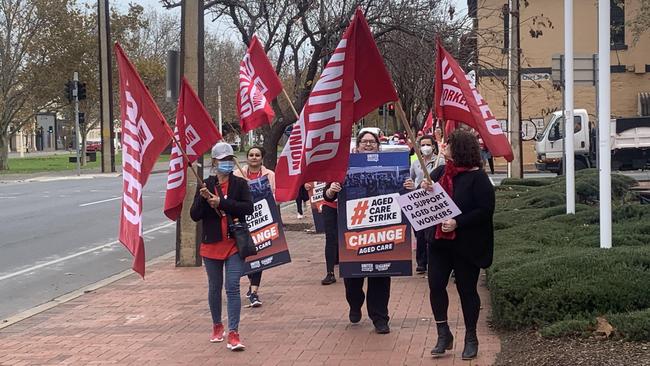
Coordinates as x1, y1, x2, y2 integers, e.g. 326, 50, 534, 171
177, 0, 205, 268
97, 0, 115, 173
507, 0, 523, 178
598, 0, 611, 249
73, 72, 81, 176
564, 0, 576, 214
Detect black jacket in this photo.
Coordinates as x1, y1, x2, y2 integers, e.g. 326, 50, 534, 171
429, 166, 495, 268
190, 174, 254, 244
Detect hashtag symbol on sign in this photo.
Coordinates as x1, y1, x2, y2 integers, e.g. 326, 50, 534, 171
350, 200, 369, 226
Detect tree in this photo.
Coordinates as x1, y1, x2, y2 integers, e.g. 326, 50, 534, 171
631, 0, 650, 43
0, 0, 84, 170
162, 0, 462, 170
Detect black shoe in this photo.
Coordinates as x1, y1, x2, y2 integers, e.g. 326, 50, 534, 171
461, 330, 479, 360
249, 291, 262, 307
416, 266, 426, 274
321, 272, 336, 285
431, 323, 454, 356
349, 308, 362, 324
374, 322, 390, 334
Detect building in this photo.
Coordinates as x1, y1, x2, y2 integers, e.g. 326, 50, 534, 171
469, 0, 650, 159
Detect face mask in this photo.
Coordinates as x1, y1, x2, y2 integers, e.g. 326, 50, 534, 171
217, 161, 235, 174
420, 145, 434, 156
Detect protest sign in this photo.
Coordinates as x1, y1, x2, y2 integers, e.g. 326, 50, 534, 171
308, 181, 327, 233
337, 152, 412, 278
243, 176, 291, 275
397, 185, 462, 232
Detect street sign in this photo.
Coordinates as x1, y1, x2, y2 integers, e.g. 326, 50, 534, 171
551, 54, 597, 86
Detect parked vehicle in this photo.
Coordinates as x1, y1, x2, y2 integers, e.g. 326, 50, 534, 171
535, 109, 650, 173
85, 141, 102, 152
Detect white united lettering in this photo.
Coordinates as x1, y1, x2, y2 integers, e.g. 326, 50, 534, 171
303, 39, 347, 165
167, 128, 184, 190
469, 77, 503, 135
121, 91, 147, 226
239, 54, 270, 118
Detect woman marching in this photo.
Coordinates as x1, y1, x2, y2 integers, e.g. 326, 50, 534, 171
234, 146, 276, 308
190, 142, 254, 351
421, 129, 495, 360
323, 130, 391, 334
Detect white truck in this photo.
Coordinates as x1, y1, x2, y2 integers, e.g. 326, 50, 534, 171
535, 109, 650, 173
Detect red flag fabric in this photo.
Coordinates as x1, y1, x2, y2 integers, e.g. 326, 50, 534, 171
164, 78, 223, 221
274, 7, 398, 202
434, 41, 513, 161
115, 43, 174, 277
237, 35, 283, 133
422, 110, 433, 134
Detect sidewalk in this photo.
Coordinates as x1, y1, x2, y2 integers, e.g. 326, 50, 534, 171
0, 206, 500, 366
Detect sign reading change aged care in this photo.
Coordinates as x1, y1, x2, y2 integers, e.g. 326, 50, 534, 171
337, 152, 412, 278
243, 176, 291, 275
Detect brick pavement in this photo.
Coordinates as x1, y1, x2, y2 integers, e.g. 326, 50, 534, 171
0, 206, 500, 366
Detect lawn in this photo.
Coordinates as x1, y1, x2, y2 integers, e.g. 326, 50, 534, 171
1, 152, 170, 174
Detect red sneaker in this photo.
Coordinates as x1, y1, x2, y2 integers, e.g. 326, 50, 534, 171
226, 330, 245, 351
210, 323, 225, 343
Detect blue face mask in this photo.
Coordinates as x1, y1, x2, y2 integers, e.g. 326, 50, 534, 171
217, 161, 235, 174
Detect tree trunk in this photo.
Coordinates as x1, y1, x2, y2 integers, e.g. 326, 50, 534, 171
0, 133, 9, 171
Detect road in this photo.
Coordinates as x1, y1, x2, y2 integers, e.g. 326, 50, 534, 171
0, 172, 176, 321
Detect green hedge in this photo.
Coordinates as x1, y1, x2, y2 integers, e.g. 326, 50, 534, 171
488, 170, 650, 340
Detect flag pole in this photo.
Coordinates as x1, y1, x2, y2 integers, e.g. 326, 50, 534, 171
281, 88, 300, 120
394, 101, 432, 184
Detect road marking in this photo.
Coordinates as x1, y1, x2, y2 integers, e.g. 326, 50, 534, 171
0, 196, 17, 199
79, 196, 121, 207
0, 221, 175, 282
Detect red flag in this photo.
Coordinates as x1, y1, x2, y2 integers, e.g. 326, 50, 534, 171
115, 43, 174, 277
435, 41, 513, 161
164, 78, 223, 221
422, 110, 433, 134
237, 35, 283, 133
274, 7, 398, 202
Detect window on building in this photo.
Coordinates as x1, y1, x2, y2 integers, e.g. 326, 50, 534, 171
611, 0, 626, 49
502, 4, 509, 54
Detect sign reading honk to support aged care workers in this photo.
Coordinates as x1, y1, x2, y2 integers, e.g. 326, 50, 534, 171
397, 185, 462, 232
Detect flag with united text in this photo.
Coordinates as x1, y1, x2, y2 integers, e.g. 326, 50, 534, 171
274, 7, 398, 202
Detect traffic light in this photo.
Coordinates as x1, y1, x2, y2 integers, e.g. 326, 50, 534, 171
65, 81, 74, 102
78, 112, 85, 126
388, 103, 395, 116
77, 82, 87, 101
378, 105, 385, 115
48, 126, 53, 133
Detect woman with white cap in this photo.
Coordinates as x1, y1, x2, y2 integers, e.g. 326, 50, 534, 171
190, 141, 253, 351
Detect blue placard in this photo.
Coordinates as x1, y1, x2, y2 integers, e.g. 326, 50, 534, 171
348, 152, 410, 168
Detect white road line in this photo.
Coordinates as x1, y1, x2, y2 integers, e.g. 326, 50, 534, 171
79, 196, 121, 207
0, 221, 175, 282
0, 196, 17, 199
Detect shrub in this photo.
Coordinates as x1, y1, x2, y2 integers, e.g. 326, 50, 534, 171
489, 172, 650, 340
540, 319, 596, 338
608, 308, 650, 341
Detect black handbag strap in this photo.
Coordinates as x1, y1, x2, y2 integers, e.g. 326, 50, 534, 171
214, 179, 234, 226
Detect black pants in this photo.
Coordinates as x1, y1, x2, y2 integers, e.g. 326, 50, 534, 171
427, 246, 481, 331
248, 271, 262, 287
415, 230, 428, 269
295, 186, 309, 215
322, 205, 339, 273
344, 277, 391, 326
487, 157, 494, 174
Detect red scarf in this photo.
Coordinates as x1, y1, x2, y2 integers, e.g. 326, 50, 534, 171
435, 160, 470, 240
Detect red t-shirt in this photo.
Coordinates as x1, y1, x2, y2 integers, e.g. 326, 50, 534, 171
200, 180, 238, 260
247, 170, 263, 180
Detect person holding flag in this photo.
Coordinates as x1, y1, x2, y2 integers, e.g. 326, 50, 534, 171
190, 142, 253, 351
234, 146, 276, 307
403, 134, 442, 274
